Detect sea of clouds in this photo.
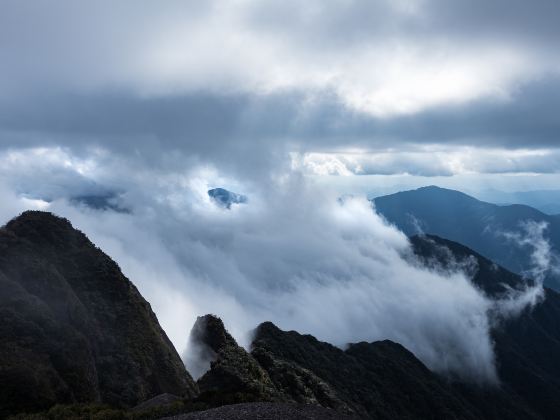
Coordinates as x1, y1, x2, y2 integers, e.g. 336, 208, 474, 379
0, 147, 548, 384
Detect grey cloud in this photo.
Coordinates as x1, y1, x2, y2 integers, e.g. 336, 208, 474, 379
2, 76, 560, 166
0, 0, 558, 387
245, 0, 560, 48
0, 142, 544, 384
40, 175, 503, 383
1, 0, 560, 171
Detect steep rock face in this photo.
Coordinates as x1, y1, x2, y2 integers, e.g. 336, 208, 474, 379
251, 322, 488, 420
0, 211, 198, 418
190, 315, 280, 405
251, 346, 352, 414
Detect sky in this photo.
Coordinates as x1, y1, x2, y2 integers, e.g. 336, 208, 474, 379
1, 0, 560, 188
0, 0, 558, 383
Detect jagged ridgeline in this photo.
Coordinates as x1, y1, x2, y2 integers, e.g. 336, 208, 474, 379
2, 211, 560, 419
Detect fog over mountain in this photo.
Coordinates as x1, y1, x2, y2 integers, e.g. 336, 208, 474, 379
1, 1, 560, 417
0, 167, 545, 385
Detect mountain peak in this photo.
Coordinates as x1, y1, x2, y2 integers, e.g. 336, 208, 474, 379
6, 210, 73, 231
208, 188, 247, 209
0, 211, 198, 416
190, 314, 237, 353
374, 186, 558, 288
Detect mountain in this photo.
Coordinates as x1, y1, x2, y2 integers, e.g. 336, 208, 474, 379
411, 235, 560, 419
474, 189, 560, 215
0, 211, 198, 418
189, 315, 282, 406
187, 314, 482, 419
3, 211, 560, 419
207, 188, 247, 209
373, 186, 560, 289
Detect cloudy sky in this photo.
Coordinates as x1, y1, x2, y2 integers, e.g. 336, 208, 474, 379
0, 0, 557, 382
1, 0, 560, 191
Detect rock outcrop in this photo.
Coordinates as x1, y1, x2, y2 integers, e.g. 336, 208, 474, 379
189, 315, 281, 405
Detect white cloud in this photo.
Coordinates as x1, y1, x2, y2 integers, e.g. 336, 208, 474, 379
0, 147, 544, 384
299, 147, 560, 177
0, 0, 553, 117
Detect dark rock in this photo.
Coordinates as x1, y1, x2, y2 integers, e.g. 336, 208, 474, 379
0, 211, 198, 418
251, 346, 352, 413
190, 315, 281, 405
251, 321, 541, 420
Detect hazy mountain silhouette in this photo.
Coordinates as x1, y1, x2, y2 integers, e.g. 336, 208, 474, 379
474, 189, 560, 215
374, 186, 560, 289
208, 188, 247, 209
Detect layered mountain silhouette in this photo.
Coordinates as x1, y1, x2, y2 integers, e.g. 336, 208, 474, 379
207, 188, 247, 209
2, 211, 560, 419
374, 186, 560, 289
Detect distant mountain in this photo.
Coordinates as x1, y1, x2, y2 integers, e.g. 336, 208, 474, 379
474, 189, 560, 215
69, 192, 129, 213
0, 211, 198, 417
373, 186, 560, 289
208, 188, 247, 209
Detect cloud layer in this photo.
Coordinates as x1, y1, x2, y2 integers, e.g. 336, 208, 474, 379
1, 0, 560, 180
0, 0, 557, 386
0, 149, 545, 384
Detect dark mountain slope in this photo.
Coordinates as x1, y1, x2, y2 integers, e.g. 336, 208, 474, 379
251, 323, 520, 420
188, 315, 490, 419
374, 186, 560, 289
412, 234, 560, 419
0, 211, 198, 418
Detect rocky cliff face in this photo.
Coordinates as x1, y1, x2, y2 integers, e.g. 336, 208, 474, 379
187, 315, 538, 419
251, 322, 485, 420
0, 211, 198, 418
189, 315, 280, 405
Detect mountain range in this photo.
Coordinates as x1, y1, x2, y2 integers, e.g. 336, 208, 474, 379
473, 189, 560, 215
2, 211, 560, 419
374, 186, 560, 290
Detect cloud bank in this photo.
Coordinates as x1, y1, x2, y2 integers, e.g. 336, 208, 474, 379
0, 0, 557, 386
1, 0, 560, 182
0, 149, 544, 384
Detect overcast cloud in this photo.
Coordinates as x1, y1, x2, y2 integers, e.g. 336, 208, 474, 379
1, 0, 560, 179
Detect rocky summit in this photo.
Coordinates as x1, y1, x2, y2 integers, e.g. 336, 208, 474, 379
0, 211, 198, 418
